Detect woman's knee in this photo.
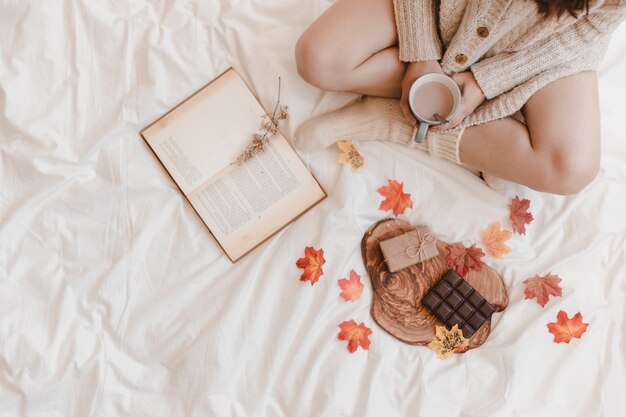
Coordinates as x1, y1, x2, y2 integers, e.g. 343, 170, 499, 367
536, 144, 600, 195
295, 31, 347, 90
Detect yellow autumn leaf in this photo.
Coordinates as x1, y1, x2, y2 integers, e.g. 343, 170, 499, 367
427, 324, 470, 360
336, 140, 365, 172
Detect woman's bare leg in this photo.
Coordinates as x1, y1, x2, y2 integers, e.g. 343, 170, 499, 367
295, 0, 404, 97
459, 71, 601, 194
295, 1, 600, 195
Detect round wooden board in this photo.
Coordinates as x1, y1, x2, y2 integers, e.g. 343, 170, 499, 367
361, 219, 508, 350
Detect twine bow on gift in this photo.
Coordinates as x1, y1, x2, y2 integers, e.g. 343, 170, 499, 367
384, 228, 437, 272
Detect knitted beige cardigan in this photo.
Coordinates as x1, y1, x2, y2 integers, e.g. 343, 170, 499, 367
393, 0, 626, 130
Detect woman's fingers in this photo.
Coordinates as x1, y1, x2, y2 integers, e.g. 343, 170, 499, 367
429, 107, 465, 131
430, 117, 462, 132
427, 71, 486, 133
431, 112, 463, 131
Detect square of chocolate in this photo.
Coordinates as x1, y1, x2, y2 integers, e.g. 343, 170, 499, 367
421, 269, 496, 338
457, 303, 474, 319
446, 291, 464, 309
435, 303, 453, 321
445, 313, 464, 328
443, 270, 463, 287
434, 282, 452, 299
479, 302, 496, 317
462, 324, 475, 338
468, 312, 487, 329
456, 281, 474, 297
468, 291, 485, 308
422, 293, 441, 311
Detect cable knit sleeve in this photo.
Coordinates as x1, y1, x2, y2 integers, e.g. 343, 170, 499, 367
392, 0, 442, 62
470, 2, 626, 100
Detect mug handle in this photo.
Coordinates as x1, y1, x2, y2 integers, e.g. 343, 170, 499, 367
413, 121, 429, 144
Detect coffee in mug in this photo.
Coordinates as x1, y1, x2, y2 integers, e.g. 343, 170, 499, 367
411, 82, 454, 123
408, 73, 462, 144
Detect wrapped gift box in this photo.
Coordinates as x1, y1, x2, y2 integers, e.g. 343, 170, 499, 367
379, 225, 438, 272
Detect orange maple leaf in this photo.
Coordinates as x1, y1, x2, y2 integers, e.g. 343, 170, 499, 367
509, 196, 534, 235
338, 270, 364, 302
296, 246, 326, 285
377, 179, 413, 216
547, 310, 588, 343
445, 243, 485, 277
337, 320, 372, 353
482, 222, 512, 258
523, 273, 562, 307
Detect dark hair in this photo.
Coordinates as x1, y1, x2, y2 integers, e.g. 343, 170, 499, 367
533, 0, 592, 19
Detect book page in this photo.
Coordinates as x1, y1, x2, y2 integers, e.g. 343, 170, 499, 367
141, 68, 326, 261
188, 135, 325, 261
141, 69, 264, 195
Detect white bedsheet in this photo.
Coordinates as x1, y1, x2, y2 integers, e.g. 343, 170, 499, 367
1, 1, 625, 416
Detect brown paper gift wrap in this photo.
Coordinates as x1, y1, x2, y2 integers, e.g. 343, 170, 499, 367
379, 226, 438, 272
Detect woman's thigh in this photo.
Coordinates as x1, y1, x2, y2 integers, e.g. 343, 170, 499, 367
522, 71, 601, 174
296, 0, 398, 76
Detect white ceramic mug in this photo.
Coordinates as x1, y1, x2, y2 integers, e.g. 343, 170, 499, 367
408, 73, 462, 144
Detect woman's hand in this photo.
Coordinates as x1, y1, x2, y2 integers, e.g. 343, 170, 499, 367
400, 60, 444, 126
429, 71, 486, 132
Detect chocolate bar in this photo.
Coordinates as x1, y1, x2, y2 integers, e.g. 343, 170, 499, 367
422, 269, 496, 338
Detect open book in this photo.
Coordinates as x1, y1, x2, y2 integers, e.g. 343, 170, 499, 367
140, 69, 326, 262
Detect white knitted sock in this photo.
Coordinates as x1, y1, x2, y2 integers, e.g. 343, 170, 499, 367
425, 126, 481, 176
293, 96, 419, 150
422, 126, 465, 165
294, 96, 470, 170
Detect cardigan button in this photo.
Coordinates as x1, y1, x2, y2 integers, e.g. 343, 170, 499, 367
455, 54, 468, 64
477, 26, 490, 38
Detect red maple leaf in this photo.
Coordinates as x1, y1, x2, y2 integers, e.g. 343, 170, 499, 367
338, 270, 364, 302
509, 196, 534, 235
547, 310, 588, 343
445, 243, 485, 277
337, 320, 372, 353
377, 179, 413, 216
523, 273, 562, 307
296, 246, 326, 285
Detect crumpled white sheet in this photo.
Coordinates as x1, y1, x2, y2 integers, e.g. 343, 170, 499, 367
0, 1, 625, 416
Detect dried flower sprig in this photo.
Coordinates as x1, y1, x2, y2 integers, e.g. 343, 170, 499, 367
233, 77, 288, 165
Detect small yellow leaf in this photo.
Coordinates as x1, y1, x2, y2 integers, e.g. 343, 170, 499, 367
336, 140, 365, 172
427, 324, 470, 360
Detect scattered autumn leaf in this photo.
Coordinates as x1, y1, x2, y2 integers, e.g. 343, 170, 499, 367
377, 179, 413, 216
296, 246, 326, 285
509, 196, 534, 235
445, 243, 485, 277
338, 270, 364, 302
523, 273, 562, 307
427, 324, 470, 360
338, 320, 372, 353
482, 222, 512, 258
337, 140, 366, 172
547, 310, 588, 343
